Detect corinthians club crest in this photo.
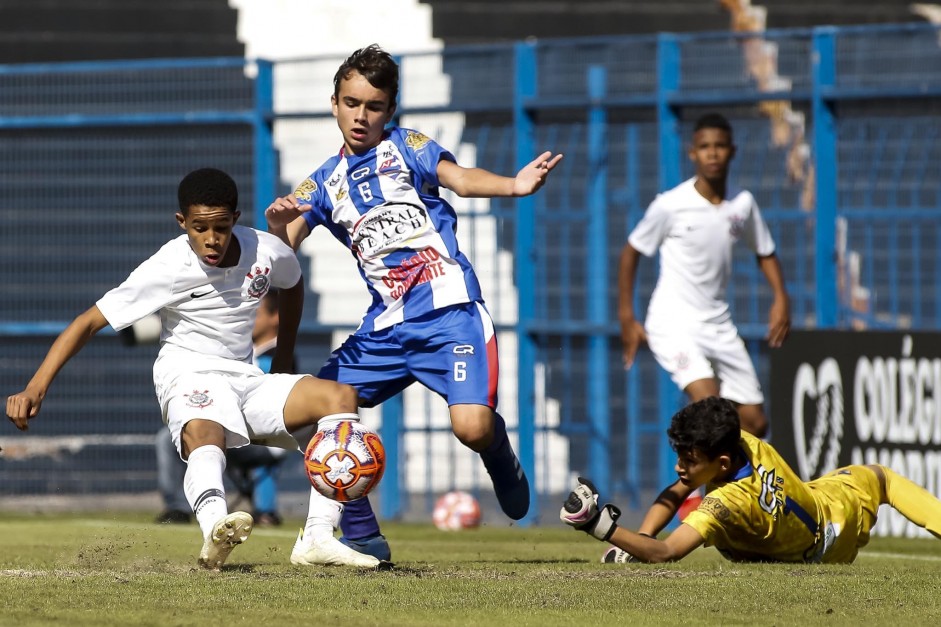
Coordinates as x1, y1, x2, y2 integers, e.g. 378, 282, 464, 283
246, 266, 271, 298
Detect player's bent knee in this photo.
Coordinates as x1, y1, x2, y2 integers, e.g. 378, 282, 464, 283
453, 425, 490, 451
283, 378, 359, 431
450, 414, 494, 451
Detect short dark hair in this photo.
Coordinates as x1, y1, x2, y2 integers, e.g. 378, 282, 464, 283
177, 168, 238, 215
667, 396, 741, 460
693, 113, 733, 138
334, 44, 399, 106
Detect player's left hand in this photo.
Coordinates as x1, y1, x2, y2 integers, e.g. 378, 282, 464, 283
513, 151, 563, 196
766, 297, 791, 348
560, 477, 621, 542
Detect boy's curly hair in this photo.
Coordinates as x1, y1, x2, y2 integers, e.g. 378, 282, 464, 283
667, 396, 741, 460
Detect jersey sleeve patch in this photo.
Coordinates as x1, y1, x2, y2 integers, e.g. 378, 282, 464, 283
294, 177, 318, 201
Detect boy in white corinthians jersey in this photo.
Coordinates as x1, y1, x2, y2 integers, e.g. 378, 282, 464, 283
618, 113, 791, 438
266, 44, 563, 563
6, 168, 380, 570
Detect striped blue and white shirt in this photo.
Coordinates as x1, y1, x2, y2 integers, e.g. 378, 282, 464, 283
296, 127, 483, 333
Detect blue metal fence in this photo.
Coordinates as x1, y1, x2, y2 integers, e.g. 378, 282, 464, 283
1, 24, 940, 524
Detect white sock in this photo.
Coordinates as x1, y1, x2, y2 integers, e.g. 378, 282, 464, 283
184, 445, 229, 539
316, 412, 360, 432
301, 488, 344, 544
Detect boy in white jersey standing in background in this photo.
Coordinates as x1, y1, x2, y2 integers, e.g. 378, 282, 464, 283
7, 168, 374, 571
266, 44, 563, 564
618, 113, 790, 438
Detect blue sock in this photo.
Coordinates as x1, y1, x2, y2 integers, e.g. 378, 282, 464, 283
251, 465, 279, 514
481, 413, 511, 466
340, 496, 381, 540
480, 413, 529, 520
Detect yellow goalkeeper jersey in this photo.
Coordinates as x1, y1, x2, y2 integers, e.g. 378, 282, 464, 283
682, 432, 881, 563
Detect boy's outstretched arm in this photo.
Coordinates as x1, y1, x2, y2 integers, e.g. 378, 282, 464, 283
560, 476, 705, 563
437, 151, 563, 198
6, 305, 110, 430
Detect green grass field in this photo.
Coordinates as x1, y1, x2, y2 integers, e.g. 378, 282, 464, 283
2, 512, 941, 626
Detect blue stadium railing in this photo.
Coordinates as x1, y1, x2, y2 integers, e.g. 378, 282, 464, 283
1, 24, 940, 525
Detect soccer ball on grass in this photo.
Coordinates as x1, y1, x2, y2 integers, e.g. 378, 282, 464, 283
432, 490, 481, 530
304, 421, 385, 502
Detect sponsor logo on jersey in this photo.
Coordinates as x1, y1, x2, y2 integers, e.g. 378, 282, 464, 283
453, 345, 475, 355
381, 248, 446, 300
246, 266, 271, 298
699, 496, 731, 521
352, 203, 430, 259
327, 173, 342, 187
350, 166, 371, 181
404, 130, 431, 151
378, 157, 398, 173
295, 177, 317, 201
756, 463, 784, 517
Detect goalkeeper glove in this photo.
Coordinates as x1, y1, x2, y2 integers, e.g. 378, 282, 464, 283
559, 476, 621, 542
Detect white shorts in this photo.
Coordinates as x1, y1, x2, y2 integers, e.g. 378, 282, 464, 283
161, 371, 310, 454
645, 317, 764, 405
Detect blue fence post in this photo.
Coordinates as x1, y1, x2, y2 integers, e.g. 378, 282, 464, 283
379, 394, 403, 519
252, 58, 276, 230
513, 40, 538, 526
586, 65, 611, 497
812, 27, 839, 328
656, 33, 683, 492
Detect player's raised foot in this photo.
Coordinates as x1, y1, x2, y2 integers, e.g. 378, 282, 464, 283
339, 533, 391, 562
290, 529, 383, 568
481, 443, 530, 520
601, 546, 636, 564
197, 511, 253, 571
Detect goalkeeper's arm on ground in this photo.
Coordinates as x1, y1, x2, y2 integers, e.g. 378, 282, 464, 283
560, 477, 705, 563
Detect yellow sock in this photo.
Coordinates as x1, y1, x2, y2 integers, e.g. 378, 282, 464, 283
882, 466, 941, 539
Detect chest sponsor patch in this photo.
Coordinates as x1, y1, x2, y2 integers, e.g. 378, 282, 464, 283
352, 203, 430, 259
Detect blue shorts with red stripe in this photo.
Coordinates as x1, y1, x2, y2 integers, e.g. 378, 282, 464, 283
318, 301, 499, 409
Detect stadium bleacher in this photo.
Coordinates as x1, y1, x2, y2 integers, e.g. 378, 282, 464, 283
0, 0, 242, 63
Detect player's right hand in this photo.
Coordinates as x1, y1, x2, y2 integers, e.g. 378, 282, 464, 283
619, 319, 647, 369
264, 195, 311, 228
6, 389, 42, 431
560, 477, 621, 542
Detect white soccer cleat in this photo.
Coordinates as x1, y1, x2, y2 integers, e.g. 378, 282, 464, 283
290, 528, 381, 568
197, 511, 254, 571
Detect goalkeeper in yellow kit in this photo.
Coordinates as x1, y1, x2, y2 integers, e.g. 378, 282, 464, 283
561, 396, 941, 563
